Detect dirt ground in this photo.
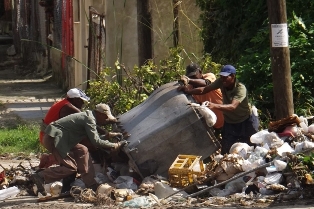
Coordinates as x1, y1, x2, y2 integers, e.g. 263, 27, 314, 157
1, 45, 314, 208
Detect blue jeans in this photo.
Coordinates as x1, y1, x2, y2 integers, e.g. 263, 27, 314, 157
220, 114, 259, 154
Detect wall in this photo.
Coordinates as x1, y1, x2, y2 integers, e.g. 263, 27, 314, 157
72, 0, 106, 89
177, 1, 203, 62
65, 0, 203, 88
151, 0, 203, 65
150, 0, 174, 64
105, 0, 139, 69
50, 48, 63, 87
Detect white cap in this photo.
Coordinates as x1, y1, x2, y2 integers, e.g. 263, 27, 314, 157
66, 88, 90, 101
95, 103, 116, 120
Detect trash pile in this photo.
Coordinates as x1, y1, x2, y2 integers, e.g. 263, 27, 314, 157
0, 114, 314, 208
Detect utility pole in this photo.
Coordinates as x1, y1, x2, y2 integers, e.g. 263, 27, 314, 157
267, 0, 294, 120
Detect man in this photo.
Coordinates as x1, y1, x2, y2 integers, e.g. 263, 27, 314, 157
31, 103, 127, 196
39, 88, 90, 145
178, 65, 258, 154
180, 63, 224, 131
38, 88, 91, 169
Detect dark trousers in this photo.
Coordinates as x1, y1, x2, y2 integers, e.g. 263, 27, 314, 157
41, 134, 97, 187
220, 114, 258, 154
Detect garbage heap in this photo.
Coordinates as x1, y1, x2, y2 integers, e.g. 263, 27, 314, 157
0, 115, 314, 208
202, 114, 314, 205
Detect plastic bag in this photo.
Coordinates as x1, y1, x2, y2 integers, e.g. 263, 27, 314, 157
121, 195, 158, 208
114, 176, 138, 190
0, 186, 20, 200
229, 142, 253, 159
308, 124, 314, 133
276, 142, 294, 156
190, 101, 217, 127
250, 130, 269, 144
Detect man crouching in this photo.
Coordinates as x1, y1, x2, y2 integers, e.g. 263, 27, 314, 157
31, 103, 127, 195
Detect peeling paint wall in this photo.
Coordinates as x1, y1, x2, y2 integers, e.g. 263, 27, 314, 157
151, 0, 203, 65
105, 0, 139, 69
177, 1, 203, 61
18, 0, 203, 89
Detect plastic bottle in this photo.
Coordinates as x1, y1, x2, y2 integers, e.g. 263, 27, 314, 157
0, 186, 20, 200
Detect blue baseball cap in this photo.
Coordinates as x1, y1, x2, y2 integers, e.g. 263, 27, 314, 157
219, 65, 236, 76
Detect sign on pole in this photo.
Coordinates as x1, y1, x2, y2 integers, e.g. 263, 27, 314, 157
271, 23, 288, 47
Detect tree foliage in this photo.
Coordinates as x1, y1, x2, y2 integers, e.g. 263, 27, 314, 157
86, 47, 221, 116
197, 0, 314, 121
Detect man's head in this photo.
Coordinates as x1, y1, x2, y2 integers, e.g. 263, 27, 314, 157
94, 103, 118, 125
219, 65, 236, 88
186, 63, 202, 79
67, 88, 90, 109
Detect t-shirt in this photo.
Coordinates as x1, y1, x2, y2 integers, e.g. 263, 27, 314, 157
191, 73, 224, 129
210, 78, 251, 123
39, 99, 70, 143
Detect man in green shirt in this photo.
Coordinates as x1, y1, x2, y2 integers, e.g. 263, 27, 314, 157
178, 65, 258, 154
31, 103, 127, 195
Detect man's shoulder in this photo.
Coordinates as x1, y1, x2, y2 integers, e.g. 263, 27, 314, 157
236, 81, 247, 90
50, 98, 69, 108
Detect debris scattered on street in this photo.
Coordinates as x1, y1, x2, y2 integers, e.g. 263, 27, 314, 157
1, 114, 314, 208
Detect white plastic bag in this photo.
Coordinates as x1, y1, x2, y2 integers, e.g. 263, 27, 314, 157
276, 142, 294, 156
308, 124, 314, 133
190, 101, 217, 127
250, 130, 269, 144
114, 176, 138, 190
0, 186, 20, 200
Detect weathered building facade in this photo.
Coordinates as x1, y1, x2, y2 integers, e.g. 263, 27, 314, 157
11, 0, 203, 90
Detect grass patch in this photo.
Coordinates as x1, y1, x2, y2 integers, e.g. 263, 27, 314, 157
0, 123, 41, 154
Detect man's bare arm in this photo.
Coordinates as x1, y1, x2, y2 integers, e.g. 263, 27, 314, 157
207, 99, 240, 111
59, 103, 81, 118
178, 84, 215, 95
188, 79, 208, 87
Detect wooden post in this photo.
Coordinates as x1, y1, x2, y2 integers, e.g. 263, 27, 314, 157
267, 0, 294, 120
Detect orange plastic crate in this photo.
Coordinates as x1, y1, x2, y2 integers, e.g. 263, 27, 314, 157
168, 155, 204, 188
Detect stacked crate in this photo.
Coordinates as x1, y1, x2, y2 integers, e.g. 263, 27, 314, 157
168, 155, 204, 188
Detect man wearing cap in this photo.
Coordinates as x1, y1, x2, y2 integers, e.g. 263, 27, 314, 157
180, 63, 224, 133
39, 88, 90, 145
31, 103, 127, 195
178, 65, 258, 154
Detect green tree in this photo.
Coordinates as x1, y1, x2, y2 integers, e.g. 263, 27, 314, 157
197, 0, 314, 122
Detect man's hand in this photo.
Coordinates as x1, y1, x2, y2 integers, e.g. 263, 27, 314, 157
177, 85, 189, 93
108, 132, 123, 138
106, 118, 119, 123
178, 75, 190, 86
112, 140, 128, 152
122, 131, 131, 138
206, 102, 217, 109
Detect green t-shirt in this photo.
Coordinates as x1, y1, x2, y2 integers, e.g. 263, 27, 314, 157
210, 78, 251, 123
